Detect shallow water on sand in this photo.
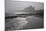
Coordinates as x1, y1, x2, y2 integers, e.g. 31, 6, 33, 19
5, 16, 43, 31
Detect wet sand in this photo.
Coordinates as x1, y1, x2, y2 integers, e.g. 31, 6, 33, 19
5, 16, 43, 31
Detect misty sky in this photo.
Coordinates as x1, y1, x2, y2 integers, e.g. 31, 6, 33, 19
5, 0, 44, 14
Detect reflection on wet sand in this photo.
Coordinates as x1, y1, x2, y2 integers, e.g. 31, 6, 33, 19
5, 15, 43, 31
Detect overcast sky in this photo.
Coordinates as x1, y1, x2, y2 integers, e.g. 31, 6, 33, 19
5, 0, 44, 14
